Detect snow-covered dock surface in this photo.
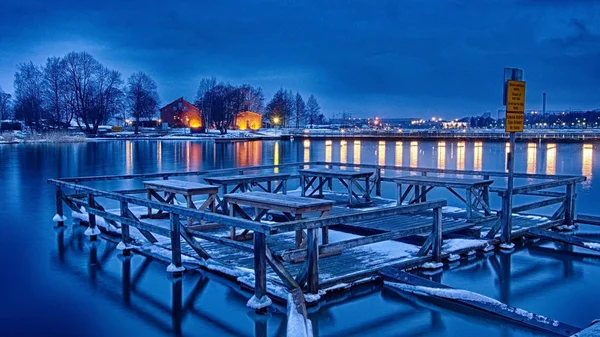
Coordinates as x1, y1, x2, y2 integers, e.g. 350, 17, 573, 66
381, 268, 580, 337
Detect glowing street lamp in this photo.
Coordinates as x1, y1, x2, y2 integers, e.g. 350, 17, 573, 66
273, 116, 280, 126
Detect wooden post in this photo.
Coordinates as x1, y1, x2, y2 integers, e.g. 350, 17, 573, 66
347, 178, 353, 205
421, 172, 427, 202
120, 201, 131, 256
300, 175, 305, 197
396, 183, 402, 206
254, 232, 268, 312
169, 213, 183, 275
318, 177, 324, 197
482, 183, 491, 216
465, 188, 473, 219
432, 206, 443, 262
307, 228, 319, 293
501, 191, 510, 241
365, 175, 371, 201
413, 184, 420, 204
147, 189, 152, 218
565, 183, 575, 226
87, 194, 97, 241
327, 176, 333, 191
375, 168, 382, 197
55, 187, 64, 226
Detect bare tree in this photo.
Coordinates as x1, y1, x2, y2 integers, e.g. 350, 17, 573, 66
194, 77, 217, 130
239, 84, 264, 113
126, 72, 160, 134
14, 61, 45, 130
62, 51, 123, 134
294, 92, 306, 129
42, 56, 67, 126
265, 88, 294, 127
306, 94, 321, 128
0, 86, 11, 120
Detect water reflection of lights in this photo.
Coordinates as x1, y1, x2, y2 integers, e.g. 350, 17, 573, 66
456, 142, 465, 172
395, 142, 403, 167
505, 142, 511, 172
583, 144, 593, 187
410, 141, 418, 169
303, 140, 310, 168
274, 141, 280, 173
340, 140, 347, 167
353, 140, 361, 166
527, 143, 537, 174
156, 141, 162, 171
437, 141, 446, 171
126, 140, 133, 174
546, 143, 556, 175
378, 141, 386, 167
474, 142, 482, 171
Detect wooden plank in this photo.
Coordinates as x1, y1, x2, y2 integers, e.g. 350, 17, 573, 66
512, 196, 565, 213
204, 173, 290, 185
380, 268, 579, 337
144, 179, 219, 195
393, 176, 493, 189
225, 192, 334, 210
269, 200, 447, 234
565, 183, 575, 225
576, 214, 600, 226
432, 207, 442, 262
527, 227, 600, 252
509, 177, 586, 196
299, 168, 374, 179
170, 213, 183, 269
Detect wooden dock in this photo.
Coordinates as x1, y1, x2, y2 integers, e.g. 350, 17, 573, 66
47, 160, 595, 335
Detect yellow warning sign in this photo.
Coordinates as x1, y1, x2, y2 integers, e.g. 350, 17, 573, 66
507, 80, 526, 113
506, 112, 524, 132
505, 80, 526, 132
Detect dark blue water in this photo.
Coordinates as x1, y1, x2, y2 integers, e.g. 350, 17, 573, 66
1, 139, 599, 336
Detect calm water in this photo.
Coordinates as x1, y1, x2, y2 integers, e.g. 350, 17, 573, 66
1, 139, 600, 337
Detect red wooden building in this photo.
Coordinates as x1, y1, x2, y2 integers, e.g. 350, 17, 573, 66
159, 97, 203, 129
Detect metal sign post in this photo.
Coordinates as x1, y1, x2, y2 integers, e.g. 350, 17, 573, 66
502, 68, 525, 248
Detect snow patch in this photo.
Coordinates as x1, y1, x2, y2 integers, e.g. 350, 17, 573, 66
443, 238, 488, 252
500, 243, 515, 250
584, 242, 600, 250
52, 214, 67, 222
304, 292, 322, 303
116, 242, 133, 250
287, 293, 313, 337
166, 263, 185, 273
483, 244, 495, 252
247, 295, 272, 309
465, 250, 476, 256
84, 226, 101, 236
385, 282, 560, 327
421, 262, 443, 269
447, 254, 461, 262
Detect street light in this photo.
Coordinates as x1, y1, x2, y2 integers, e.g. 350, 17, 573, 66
273, 116, 280, 127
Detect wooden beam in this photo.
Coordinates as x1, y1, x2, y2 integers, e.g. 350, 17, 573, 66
379, 268, 579, 337
48, 179, 274, 234
306, 228, 319, 293
432, 207, 442, 262
576, 214, 600, 226
512, 196, 566, 214
185, 228, 254, 252
527, 227, 600, 252
253, 232, 268, 310
279, 223, 433, 262
265, 247, 300, 290
179, 225, 211, 260
170, 213, 183, 270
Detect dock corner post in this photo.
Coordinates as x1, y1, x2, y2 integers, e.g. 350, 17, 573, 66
432, 206, 443, 262
307, 228, 319, 294
119, 201, 132, 256
375, 168, 382, 197
502, 132, 516, 247
251, 231, 270, 313
86, 194, 99, 241
565, 183, 575, 226
168, 213, 184, 276
54, 187, 65, 226
500, 191, 512, 245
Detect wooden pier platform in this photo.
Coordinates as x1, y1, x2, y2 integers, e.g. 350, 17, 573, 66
47, 161, 592, 335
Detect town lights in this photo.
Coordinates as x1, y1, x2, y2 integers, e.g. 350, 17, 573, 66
273, 117, 280, 125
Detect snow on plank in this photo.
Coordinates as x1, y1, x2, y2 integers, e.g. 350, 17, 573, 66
379, 268, 579, 337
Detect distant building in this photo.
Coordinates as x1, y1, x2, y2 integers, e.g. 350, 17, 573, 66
234, 111, 262, 130
160, 97, 203, 129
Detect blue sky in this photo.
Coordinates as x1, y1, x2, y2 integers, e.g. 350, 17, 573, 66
1, 0, 599, 118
